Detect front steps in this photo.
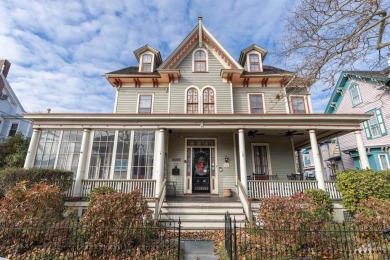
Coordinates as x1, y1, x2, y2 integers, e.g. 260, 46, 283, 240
158, 198, 247, 229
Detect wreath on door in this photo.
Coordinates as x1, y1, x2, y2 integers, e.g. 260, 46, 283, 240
194, 151, 209, 174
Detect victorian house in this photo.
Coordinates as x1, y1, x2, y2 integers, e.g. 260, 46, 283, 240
23, 18, 370, 226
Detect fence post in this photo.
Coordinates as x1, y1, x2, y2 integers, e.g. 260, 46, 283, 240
177, 218, 181, 260
233, 217, 237, 260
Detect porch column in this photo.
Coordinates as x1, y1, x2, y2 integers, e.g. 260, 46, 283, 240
23, 128, 40, 168
309, 130, 325, 190
297, 150, 304, 174
73, 129, 91, 197
238, 129, 248, 193
155, 129, 166, 198
354, 130, 370, 169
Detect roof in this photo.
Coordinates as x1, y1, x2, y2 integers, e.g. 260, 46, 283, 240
0, 72, 25, 113
342, 69, 389, 81
105, 66, 159, 76
239, 44, 268, 65
243, 65, 293, 75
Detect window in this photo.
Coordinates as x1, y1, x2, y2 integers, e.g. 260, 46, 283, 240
249, 94, 264, 114
252, 144, 271, 175
187, 88, 199, 114
379, 154, 389, 170
249, 54, 260, 72
34, 130, 61, 169
88, 130, 115, 179
131, 131, 155, 179
291, 96, 306, 114
56, 130, 83, 176
138, 95, 152, 113
141, 54, 152, 72
349, 84, 362, 106
194, 50, 207, 72
113, 130, 131, 179
303, 154, 311, 166
363, 108, 387, 139
203, 88, 215, 114
8, 123, 18, 136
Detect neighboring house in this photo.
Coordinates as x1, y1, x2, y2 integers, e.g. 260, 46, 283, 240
23, 18, 370, 223
325, 67, 390, 171
0, 60, 32, 139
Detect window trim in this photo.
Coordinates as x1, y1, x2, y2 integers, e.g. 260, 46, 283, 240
201, 86, 216, 114
192, 48, 208, 72
251, 143, 273, 175
290, 95, 307, 114
139, 52, 154, 73
349, 83, 363, 107
137, 94, 154, 114
378, 154, 390, 170
185, 86, 200, 114
248, 53, 261, 72
363, 108, 387, 139
247, 93, 265, 114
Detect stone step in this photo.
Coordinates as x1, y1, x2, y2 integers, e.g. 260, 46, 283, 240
161, 207, 243, 214
160, 212, 246, 221
159, 218, 246, 229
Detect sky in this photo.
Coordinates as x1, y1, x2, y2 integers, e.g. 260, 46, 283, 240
0, 0, 329, 113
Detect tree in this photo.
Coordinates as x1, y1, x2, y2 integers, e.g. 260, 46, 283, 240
0, 134, 30, 169
284, 0, 390, 88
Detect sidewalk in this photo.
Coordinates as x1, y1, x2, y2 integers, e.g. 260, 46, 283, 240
182, 240, 219, 260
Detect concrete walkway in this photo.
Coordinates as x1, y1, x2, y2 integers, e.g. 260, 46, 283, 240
182, 240, 219, 260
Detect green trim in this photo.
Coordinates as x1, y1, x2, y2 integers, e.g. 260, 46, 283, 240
365, 108, 387, 139
348, 83, 363, 107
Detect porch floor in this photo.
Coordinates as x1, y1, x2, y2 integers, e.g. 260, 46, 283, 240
165, 195, 238, 203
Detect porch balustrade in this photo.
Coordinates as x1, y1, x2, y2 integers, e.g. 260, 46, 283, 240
248, 180, 342, 200
80, 179, 156, 198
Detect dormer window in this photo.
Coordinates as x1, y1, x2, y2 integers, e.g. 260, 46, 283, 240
249, 54, 260, 72
193, 49, 207, 72
141, 54, 153, 72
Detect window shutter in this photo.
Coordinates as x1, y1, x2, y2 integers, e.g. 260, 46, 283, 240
363, 121, 372, 140
376, 109, 387, 136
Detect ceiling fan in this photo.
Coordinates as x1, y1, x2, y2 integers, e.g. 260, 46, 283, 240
247, 130, 265, 139
280, 130, 304, 139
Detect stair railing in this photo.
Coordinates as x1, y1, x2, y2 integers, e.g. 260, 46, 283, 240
154, 179, 167, 221
237, 180, 253, 226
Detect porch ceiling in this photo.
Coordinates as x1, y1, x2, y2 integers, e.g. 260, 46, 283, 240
23, 113, 370, 150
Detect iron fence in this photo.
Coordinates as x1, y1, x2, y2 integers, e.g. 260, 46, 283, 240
0, 220, 182, 259
225, 212, 390, 259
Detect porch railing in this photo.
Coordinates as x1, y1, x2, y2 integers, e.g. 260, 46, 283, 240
81, 179, 156, 198
325, 181, 342, 200
237, 180, 253, 226
248, 180, 318, 199
155, 179, 167, 220
64, 180, 75, 197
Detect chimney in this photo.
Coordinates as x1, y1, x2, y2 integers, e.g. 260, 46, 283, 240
0, 60, 11, 78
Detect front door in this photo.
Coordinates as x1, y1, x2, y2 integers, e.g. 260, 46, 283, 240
192, 148, 210, 192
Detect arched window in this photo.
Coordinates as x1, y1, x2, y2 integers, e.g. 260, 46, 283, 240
194, 50, 207, 72
141, 54, 152, 72
187, 88, 199, 114
249, 54, 260, 72
203, 88, 215, 114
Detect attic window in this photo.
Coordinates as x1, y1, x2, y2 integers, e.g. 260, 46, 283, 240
249, 54, 260, 72
141, 54, 153, 72
193, 50, 207, 72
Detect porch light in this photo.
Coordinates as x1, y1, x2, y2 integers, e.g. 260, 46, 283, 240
225, 156, 229, 163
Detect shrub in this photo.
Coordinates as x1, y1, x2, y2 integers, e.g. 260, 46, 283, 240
353, 197, 390, 231
336, 169, 390, 213
87, 186, 116, 203
80, 190, 154, 257
304, 188, 334, 221
0, 167, 73, 198
0, 181, 65, 253
0, 134, 30, 169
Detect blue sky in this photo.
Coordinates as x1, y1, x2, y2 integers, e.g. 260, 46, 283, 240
0, 0, 330, 113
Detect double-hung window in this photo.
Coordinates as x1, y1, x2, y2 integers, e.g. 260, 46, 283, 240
138, 95, 152, 114
194, 50, 206, 72
379, 154, 390, 170
349, 84, 362, 106
363, 108, 387, 139
291, 96, 306, 114
187, 88, 199, 114
203, 88, 215, 114
249, 54, 260, 72
249, 94, 264, 114
141, 54, 152, 72
8, 123, 18, 136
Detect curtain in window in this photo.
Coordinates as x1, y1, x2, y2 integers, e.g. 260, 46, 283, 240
203, 88, 215, 114
249, 94, 263, 114
291, 96, 305, 114
187, 88, 199, 113
253, 145, 268, 175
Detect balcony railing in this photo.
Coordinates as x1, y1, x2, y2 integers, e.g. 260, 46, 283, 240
248, 180, 342, 200
81, 179, 156, 198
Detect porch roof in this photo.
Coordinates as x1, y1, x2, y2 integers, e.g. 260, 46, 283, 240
23, 113, 370, 150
